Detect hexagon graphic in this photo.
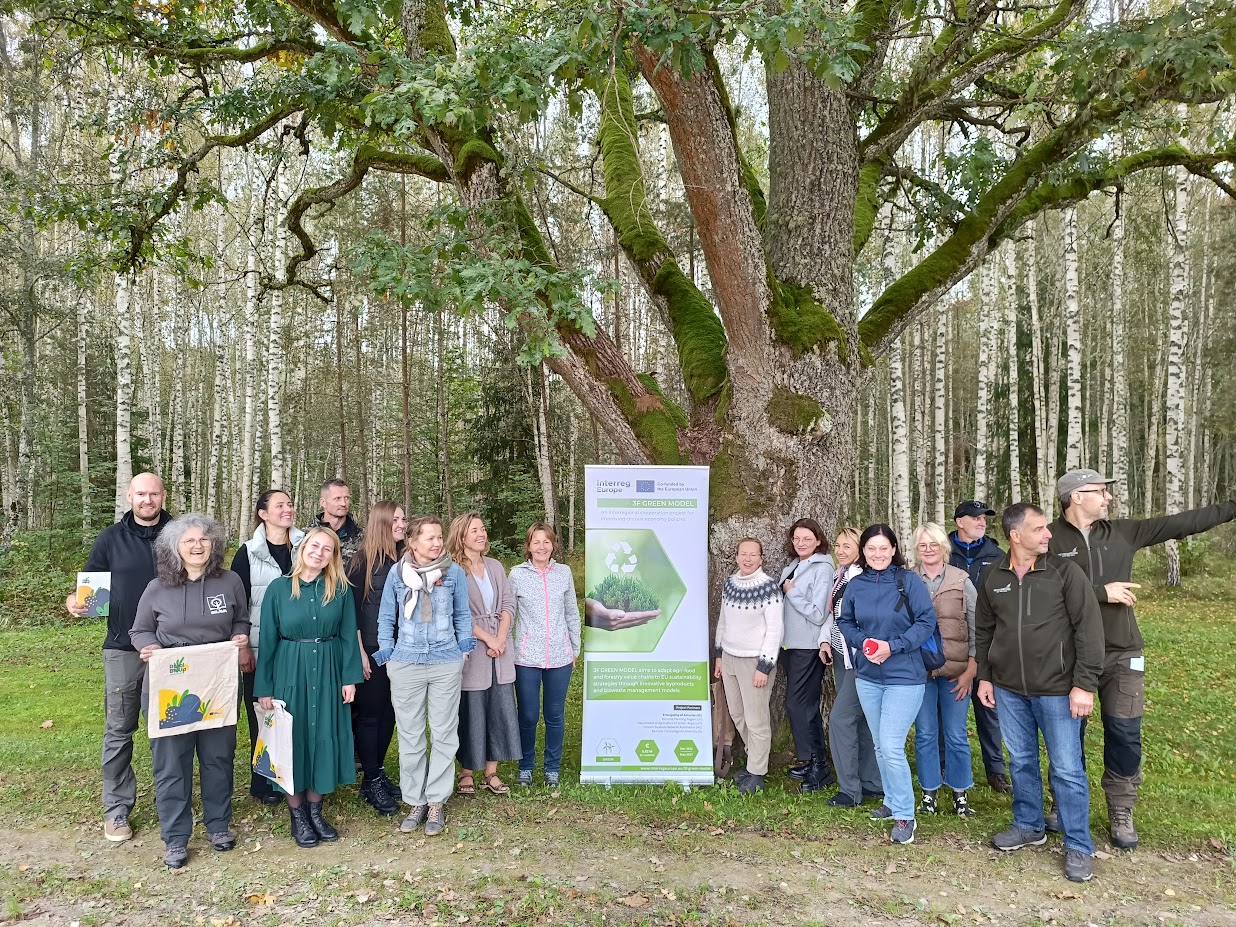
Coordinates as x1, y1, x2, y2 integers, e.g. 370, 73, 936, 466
635, 739, 659, 763
583, 528, 686, 653
674, 740, 699, 763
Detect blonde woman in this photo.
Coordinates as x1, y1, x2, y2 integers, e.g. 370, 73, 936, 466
254, 528, 364, 848
447, 512, 520, 796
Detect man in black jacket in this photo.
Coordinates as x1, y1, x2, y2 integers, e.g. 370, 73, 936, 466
306, 478, 363, 568
1049, 468, 1236, 850
976, 502, 1104, 883
948, 500, 1009, 793
65, 473, 171, 842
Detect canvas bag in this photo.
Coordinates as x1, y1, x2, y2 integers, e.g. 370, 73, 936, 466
251, 700, 295, 793
147, 641, 239, 739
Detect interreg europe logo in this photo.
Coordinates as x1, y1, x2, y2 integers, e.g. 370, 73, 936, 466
596, 479, 630, 494
169, 657, 189, 674
636, 480, 656, 493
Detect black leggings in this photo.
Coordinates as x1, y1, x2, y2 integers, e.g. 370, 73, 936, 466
352, 662, 396, 778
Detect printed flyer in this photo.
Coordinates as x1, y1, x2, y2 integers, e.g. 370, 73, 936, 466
580, 465, 713, 785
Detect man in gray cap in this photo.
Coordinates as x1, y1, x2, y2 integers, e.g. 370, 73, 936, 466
1048, 468, 1236, 850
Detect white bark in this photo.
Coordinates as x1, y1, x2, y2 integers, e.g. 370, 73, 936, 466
240, 193, 260, 526
974, 262, 994, 502
1164, 168, 1189, 586
205, 208, 227, 520
1063, 206, 1083, 471
1026, 228, 1048, 506
1003, 243, 1022, 501
78, 293, 91, 534
534, 363, 557, 528
889, 338, 912, 544
169, 285, 187, 511
267, 160, 287, 489
1110, 190, 1129, 516
114, 272, 134, 518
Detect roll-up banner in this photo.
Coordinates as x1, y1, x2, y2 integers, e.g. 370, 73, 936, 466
580, 465, 713, 786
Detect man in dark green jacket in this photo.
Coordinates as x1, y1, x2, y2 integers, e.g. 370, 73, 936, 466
976, 502, 1104, 883
1049, 468, 1236, 850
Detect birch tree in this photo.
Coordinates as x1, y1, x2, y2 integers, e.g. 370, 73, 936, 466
1164, 168, 1190, 586
1063, 206, 1084, 471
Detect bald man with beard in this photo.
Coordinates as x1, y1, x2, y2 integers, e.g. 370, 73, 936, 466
67, 473, 172, 842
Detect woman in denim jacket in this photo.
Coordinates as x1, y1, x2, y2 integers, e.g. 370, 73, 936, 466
373, 515, 475, 837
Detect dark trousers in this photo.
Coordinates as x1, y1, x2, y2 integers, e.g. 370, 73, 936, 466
514, 663, 573, 774
150, 724, 236, 847
240, 669, 271, 794
971, 691, 1007, 775
352, 662, 397, 778
783, 649, 827, 762
1084, 649, 1144, 806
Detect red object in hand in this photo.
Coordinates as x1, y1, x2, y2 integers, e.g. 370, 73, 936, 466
863, 638, 879, 657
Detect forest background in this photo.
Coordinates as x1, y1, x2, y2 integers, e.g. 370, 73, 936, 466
1, 0, 1235, 627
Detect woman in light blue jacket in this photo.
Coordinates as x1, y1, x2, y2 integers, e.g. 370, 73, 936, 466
373, 515, 475, 838
778, 518, 837, 793
508, 522, 581, 788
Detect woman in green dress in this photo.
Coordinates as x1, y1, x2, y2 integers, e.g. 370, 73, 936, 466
254, 527, 364, 848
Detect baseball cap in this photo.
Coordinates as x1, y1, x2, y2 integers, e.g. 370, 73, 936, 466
954, 500, 996, 518
1056, 468, 1117, 500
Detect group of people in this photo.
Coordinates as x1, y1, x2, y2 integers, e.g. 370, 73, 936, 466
70, 467, 1233, 880
714, 469, 1235, 883
69, 475, 580, 868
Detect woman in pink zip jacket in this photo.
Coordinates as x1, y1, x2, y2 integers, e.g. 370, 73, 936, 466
508, 522, 581, 788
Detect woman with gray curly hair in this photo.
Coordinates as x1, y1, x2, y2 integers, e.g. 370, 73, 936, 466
130, 514, 250, 869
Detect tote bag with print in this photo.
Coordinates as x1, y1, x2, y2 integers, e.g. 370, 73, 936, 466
251, 700, 294, 793
147, 641, 239, 739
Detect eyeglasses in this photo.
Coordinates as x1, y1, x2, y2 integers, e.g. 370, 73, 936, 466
916, 542, 940, 550
1074, 489, 1111, 496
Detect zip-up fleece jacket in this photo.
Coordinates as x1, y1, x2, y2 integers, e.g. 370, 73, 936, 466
1048, 502, 1236, 653
83, 510, 173, 651
509, 560, 581, 670
948, 532, 1004, 587
778, 553, 836, 650
838, 566, 938, 687
129, 571, 250, 651
974, 553, 1104, 697
373, 560, 476, 665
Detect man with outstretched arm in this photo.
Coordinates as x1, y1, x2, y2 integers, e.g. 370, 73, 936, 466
976, 502, 1104, 884
65, 473, 172, 842
1048, 468, 1236, 850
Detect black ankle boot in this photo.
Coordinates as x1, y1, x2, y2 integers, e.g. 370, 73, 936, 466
361, 774, 398, 815
801, 754, 836, 793
289, 805, 318, 848
307, 801, 338, 841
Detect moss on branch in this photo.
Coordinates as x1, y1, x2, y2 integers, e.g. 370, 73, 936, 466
766, 387, 824, 435
710, 437, 768, 522
606, 378, 687, 464
768, 278, 847, 358
649, 262, 727, 403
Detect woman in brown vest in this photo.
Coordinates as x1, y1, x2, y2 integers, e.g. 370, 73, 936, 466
911, 522, 979, 817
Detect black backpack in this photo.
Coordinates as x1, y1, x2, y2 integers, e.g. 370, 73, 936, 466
894, 568, 946, 673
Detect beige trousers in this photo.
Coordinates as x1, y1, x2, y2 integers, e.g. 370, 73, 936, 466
720, 652, 777, 776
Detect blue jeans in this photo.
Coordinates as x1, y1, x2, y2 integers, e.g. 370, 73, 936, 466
995, 686, 1094, 855
855, 678, 925, 820
915, 677, 975, 791
515, 663, 573, 774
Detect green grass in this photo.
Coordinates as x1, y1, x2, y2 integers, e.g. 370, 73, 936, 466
1, 555, 1234, 853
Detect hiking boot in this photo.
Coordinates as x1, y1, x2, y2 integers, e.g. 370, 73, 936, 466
1064, 848, 1094, 882
208, 829, 237, 851
890, 819, 916, 844
986, 771, 1012, 794
516, 769, 533, 787
104, 812, 132, 842
307, 801, 338, 842
801, 755, 835, 794
1044, 808, 1062, 833
737, 774, 765, 795
991, 825, 1047, 851
787, 760, 810, 782
731, 767, 752, 787
827, 792, 860, 808
1108, 805, 1138, 850
424, 803, 447, 836
953, 790, 975, 817
869, 804, 893, 820
163, 844, 188, 869
920, 789, 938, 814
361, 774, 399, 815
400, 805, 428, 833
375, 772, 401, 807
288, 806, 318, 848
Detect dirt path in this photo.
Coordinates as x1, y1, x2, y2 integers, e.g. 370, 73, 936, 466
1, 804, 1233, 927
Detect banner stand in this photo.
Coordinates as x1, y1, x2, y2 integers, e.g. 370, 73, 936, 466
580, 466, 713, 786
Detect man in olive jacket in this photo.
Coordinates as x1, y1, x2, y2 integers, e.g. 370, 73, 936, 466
976, 502, 1104, 884
1049, 468, 1236, 850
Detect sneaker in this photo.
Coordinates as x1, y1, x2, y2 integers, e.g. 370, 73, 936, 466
516, 769, 533, 787
862, 788, 885, 802
986, 771, 1012, 793
1108, 805, 1138, 850
827, 792, 860, 808
1044, 808, 1062, 833
991, 824, 1048, 851
737, 774, 765, 795
920, 789, 938, 814
545, 770, 560, 789
890, 819, 916, 844
208, 829, 237, 851
1064, 848, 1093, 882
104, 812, 132, 842
424, 803, 447, 836
953, 790, 975, 817
163, 844, 188, 869
869, 804, 893, 820
400, 805, 428, 833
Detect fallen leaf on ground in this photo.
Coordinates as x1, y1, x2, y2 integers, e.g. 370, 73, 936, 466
884, 859, 897, 874
619, 894, 649, 908
245, 894, 275, 906
40, 720, 53, 729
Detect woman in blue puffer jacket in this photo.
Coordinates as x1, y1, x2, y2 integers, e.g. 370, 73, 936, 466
839, 523, 937, 846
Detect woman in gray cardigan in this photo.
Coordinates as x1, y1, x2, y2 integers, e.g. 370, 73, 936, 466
447, 512, 521, 795
778, 518, 838, 793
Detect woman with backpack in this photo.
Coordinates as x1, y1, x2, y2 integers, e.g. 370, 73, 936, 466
838, 524, 938, 845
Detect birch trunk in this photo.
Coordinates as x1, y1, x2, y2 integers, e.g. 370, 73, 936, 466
974, 263, 994, 502
1063, 206, 1084, 471
932, 305, 947, 524
114, 272, 135, 518
78, 293, 91, 534
534, 363, 557, 529
1164, 168, 1189, 586
1109, 188, 1130, 516
169, 286, 187, 511
240, 194, 260, 525
1026, 228, 1048, 505
889, 337, 912, 543
1003, 244, 1022, 501
267, 161, 287, 490
205, 211, 227, 519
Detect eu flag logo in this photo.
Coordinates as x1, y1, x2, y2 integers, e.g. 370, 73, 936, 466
636, 480, 655, 493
